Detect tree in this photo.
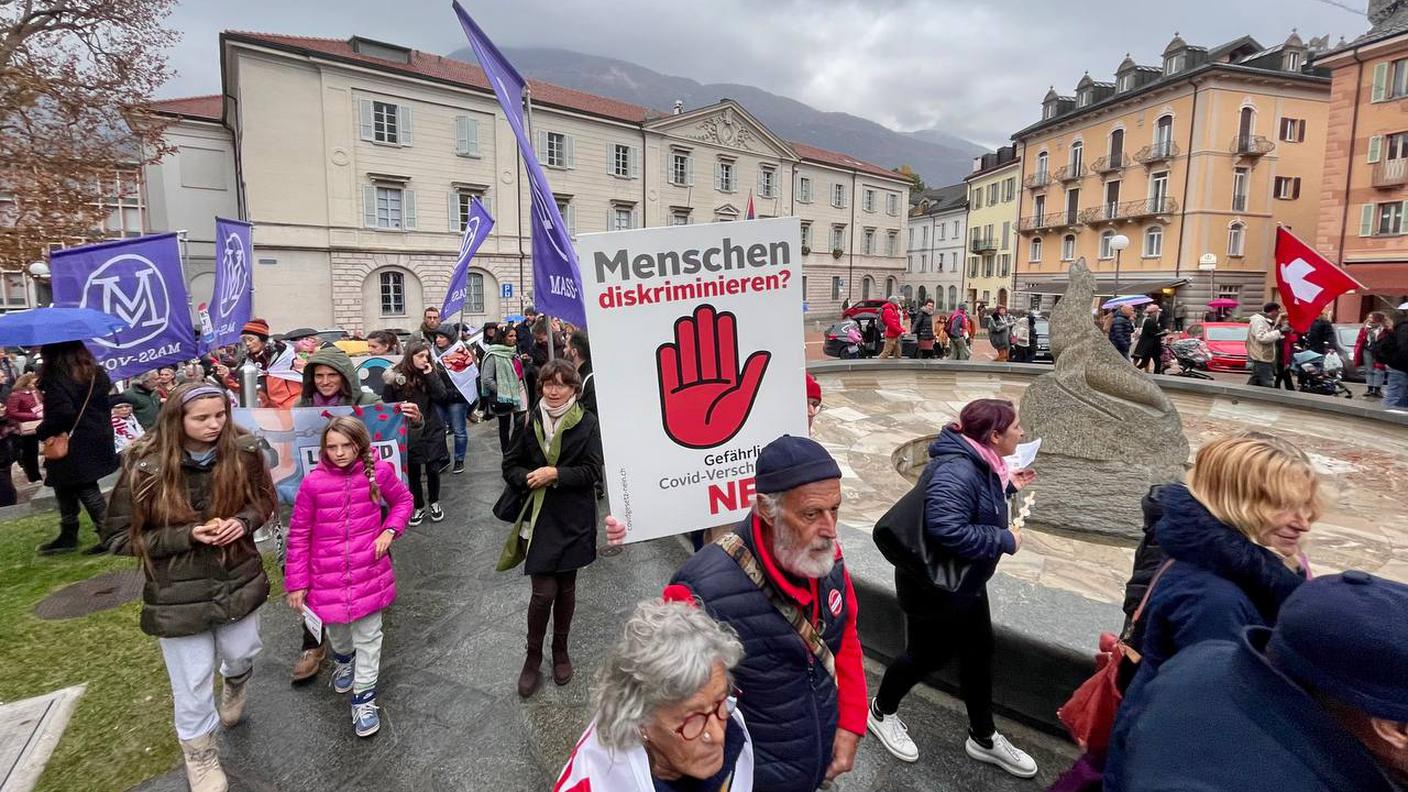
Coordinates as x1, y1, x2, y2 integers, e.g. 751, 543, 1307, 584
0, 1, 179, 270
892, 164, 925, 195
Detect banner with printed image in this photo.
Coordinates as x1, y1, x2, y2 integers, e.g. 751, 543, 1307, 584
232, 404, 408, 505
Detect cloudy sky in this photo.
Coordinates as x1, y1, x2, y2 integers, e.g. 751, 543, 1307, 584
160, 0, 1368, 147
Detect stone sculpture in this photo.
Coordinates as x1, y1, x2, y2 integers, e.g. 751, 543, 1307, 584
1019, 258, 1189, 540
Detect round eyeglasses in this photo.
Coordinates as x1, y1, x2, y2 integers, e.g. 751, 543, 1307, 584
674, 692, 739, 741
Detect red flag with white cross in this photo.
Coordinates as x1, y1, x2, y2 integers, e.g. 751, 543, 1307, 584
1273, 227, 1362, 333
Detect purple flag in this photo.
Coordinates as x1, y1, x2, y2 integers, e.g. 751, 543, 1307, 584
442, 197, 495, 317
452, 2, 587, 327
50, 233, 199, 379
209, 217, 254, 350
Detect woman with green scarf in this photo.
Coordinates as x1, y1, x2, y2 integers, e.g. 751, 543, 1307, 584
500, 358, 603, 699
479, 325, 530, 454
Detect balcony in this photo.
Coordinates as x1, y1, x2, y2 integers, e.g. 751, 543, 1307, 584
970, 236, 998, 254
1134, 141, 1180, 165
1090, 153, 1129, 175
1078, 197, 1180, 225
1019, 210, 1083, 231
1373, 158, 1408, 189
1230, 135, 1275, 158
1055, 163, 1086, 183
1025, 171, 1052, 190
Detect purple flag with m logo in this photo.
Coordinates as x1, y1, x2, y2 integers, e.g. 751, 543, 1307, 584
452, 1, 587, 327
49, 233, 199, 380
209, 217, 254, 349
442, 197, 495, 317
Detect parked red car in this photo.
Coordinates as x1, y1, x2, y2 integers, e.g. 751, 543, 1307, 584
842, 299, 888, 319
1185, 322, 1249, 372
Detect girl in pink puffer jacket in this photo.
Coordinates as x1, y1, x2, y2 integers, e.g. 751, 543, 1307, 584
284, 416, 413, 737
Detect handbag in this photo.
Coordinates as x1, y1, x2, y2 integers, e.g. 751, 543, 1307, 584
42, 378, 95, 462
872, 462, 976, 593
19, 419, 41, 436
1056, 559, 1175, 752
492, 483, 528, 523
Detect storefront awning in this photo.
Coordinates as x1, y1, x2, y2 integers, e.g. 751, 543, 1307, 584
1017, 277, 1188, 296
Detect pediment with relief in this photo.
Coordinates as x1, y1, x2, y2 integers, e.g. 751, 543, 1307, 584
650, 101, 795, 159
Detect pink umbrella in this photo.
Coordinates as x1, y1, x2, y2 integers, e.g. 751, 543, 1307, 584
1207, 298, 1239, 309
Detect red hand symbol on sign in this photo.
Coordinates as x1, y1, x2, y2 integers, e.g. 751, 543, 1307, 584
655, 304, 771, 449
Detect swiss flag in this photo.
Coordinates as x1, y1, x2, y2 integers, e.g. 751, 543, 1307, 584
1273, 227, 1362, 332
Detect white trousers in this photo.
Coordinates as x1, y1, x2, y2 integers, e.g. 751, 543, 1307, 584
158, 611, 263, 740
326, 610, 384, 694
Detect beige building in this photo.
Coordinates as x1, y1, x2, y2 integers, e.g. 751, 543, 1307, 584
963, 146, 1021, 309
217, 32, 908, 332
1012, 33, 1330, 325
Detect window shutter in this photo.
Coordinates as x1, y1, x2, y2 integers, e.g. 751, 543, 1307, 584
1293, 178, 1302, 200
606, 143, 616, 175
398, 105, 413, 146
630, 147, 639, 179
686, 155, 694, 186
1369, 135, 1384, 163
455, 116, 469, 155
537, 130, 547, 160
466, 118, 479, 155
363, 185, 377, 227
714, 162, 723, 191
565, 135, 575, 168
1002, 221, 1011, 249
448, 191, 460, 231
1360, 203, 1374, 237
403, 189, 416, 229
482, 192, 493, 217
1401, 201, 1408, 232
566, 204, 576, 236
1297, 119, 1306, 142
633, 205, 641, 228
606, 207, 614, 231
1373, 62, 1389, 102
359, 99, 374, 141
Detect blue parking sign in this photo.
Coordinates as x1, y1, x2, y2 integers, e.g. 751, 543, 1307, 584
501, 283, 514, 298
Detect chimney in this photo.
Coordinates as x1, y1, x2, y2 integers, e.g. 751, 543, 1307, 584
673, 100, 684, 115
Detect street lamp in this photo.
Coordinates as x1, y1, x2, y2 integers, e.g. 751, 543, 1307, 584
1109, 233, 1130, 295
25, 261, 51, 308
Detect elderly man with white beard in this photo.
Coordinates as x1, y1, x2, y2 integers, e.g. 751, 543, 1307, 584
655, 435, 866, 792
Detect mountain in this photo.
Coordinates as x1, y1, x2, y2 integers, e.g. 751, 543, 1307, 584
445, 46, 985, 187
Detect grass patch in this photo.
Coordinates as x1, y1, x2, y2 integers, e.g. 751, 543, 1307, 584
0, 512, 284, 792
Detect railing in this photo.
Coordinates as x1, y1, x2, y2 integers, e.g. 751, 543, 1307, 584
1055, 163, 1086, 183
1373, 158, 1408, 188
1078, 197, 1180, 224
1230, 135, 1275, 157
1025, 171, 1052, 189
1090, 153, 1128, 174
1020, 210, 1081, 230
970, 236, 998, 253
1135, 141, 1180, 165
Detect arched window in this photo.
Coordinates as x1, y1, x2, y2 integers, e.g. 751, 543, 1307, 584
947, 285, 957, 309
1037, 151, 1049, 177
1237, 106, 1255, 148
1109, 128, 1125, 166
1061, 235, 1076, 261
1155, 115, 1174, 154
886, 277, 897, 296
918, 285, 928, 304
465, 271, 486, 313
1143, 225, 1165, 256
1070, 141, 1084, 173
902, 285, 913, 302
862, 276, 874, 300
379, 271, 405, 316
1228, 222, 1246, 256
1029, 237, 1043, 263
1099, 230, 1116, 259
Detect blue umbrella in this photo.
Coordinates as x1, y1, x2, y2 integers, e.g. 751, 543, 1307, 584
0, 307, 127, 346
1101, 295, 1154, 309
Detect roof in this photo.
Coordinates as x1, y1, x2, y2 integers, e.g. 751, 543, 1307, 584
224, 32, 653, 124
223, 32, 902, 180
149, 94, 223, 122
910, 183, 968, 216
787, 140, 899, 180
1317, 5, 1408, 60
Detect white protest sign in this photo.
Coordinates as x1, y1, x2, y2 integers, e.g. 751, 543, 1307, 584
435, 341, 481, 404
578, 217, 807, 543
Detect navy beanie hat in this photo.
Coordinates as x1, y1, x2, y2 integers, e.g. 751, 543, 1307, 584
754, 435, 842, 494
1267, 571, 1408, 721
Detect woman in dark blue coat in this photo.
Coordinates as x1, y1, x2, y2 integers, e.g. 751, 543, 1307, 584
1104, 432, 1321, 792
867, 398, 1039, 779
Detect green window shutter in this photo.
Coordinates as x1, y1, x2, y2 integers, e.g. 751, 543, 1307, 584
403, 189, 416, 229
358, 99, 374, 141
1360, 203, 1375, 237
1373, 62, 1389, 102
1369, 135, 1384, 164
363, 185, 377, 228
448, 191, 460, 232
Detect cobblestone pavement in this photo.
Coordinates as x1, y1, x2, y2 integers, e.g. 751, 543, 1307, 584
130, 421, 1074, 792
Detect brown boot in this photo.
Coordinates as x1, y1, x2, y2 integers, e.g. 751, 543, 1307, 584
179, 732, 228, 792
291, 645, 324, 683
551, 572, 577, 686
551, 633, 573, 686
517, 650, 543, 698
217, 670, 250, 727
519, 575, 553, 698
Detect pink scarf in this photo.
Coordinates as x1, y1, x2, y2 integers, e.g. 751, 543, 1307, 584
960, 432, 1012, 490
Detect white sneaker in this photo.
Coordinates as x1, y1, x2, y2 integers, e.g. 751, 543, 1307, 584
866, 698, 919, 763
965, 731, 1038, 778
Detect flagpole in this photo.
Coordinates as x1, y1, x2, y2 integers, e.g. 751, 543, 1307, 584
522, 83, 555, 363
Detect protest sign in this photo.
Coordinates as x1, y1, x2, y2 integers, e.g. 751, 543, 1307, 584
209, 218, 254, 349
232, 404, 408, 504
435, 342, 480, 404
349, 354, 400, 399
49, 233, 199, 380
578, 217, 807, 543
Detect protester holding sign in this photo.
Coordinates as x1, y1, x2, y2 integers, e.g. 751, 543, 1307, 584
382, 343, 449, 526
432, 326, 472, 474
499, 359, 603, 699
36, 341, 118, 555
99, 383, 277, 792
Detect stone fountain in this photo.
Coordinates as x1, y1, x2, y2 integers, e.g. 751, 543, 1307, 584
1018, 258, 1189, 540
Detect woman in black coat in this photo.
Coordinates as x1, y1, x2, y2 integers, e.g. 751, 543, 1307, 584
381, 341, 449, 526
501, 358, 602, 699
868, 398, 1039, 779
36, 341, 119, 554
1132, 306, 1167, 373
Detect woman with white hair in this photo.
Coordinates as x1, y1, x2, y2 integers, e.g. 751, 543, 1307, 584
554, 597, 754, 791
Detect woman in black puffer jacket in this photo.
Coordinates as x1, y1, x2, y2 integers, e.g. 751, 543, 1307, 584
35, 341, 119, 554
868, 398, 1039, 779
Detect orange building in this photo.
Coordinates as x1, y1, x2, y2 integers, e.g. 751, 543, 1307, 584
1313, 0, 1408, 320
1011, 33, 1330, 327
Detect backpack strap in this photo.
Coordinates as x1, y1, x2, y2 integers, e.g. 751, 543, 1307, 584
1119, 558, 1176, 662
716, 532, 837, 679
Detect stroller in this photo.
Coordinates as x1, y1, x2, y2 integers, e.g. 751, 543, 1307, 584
1292, 349, 1353, 399
1167, 337, 1214, 380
